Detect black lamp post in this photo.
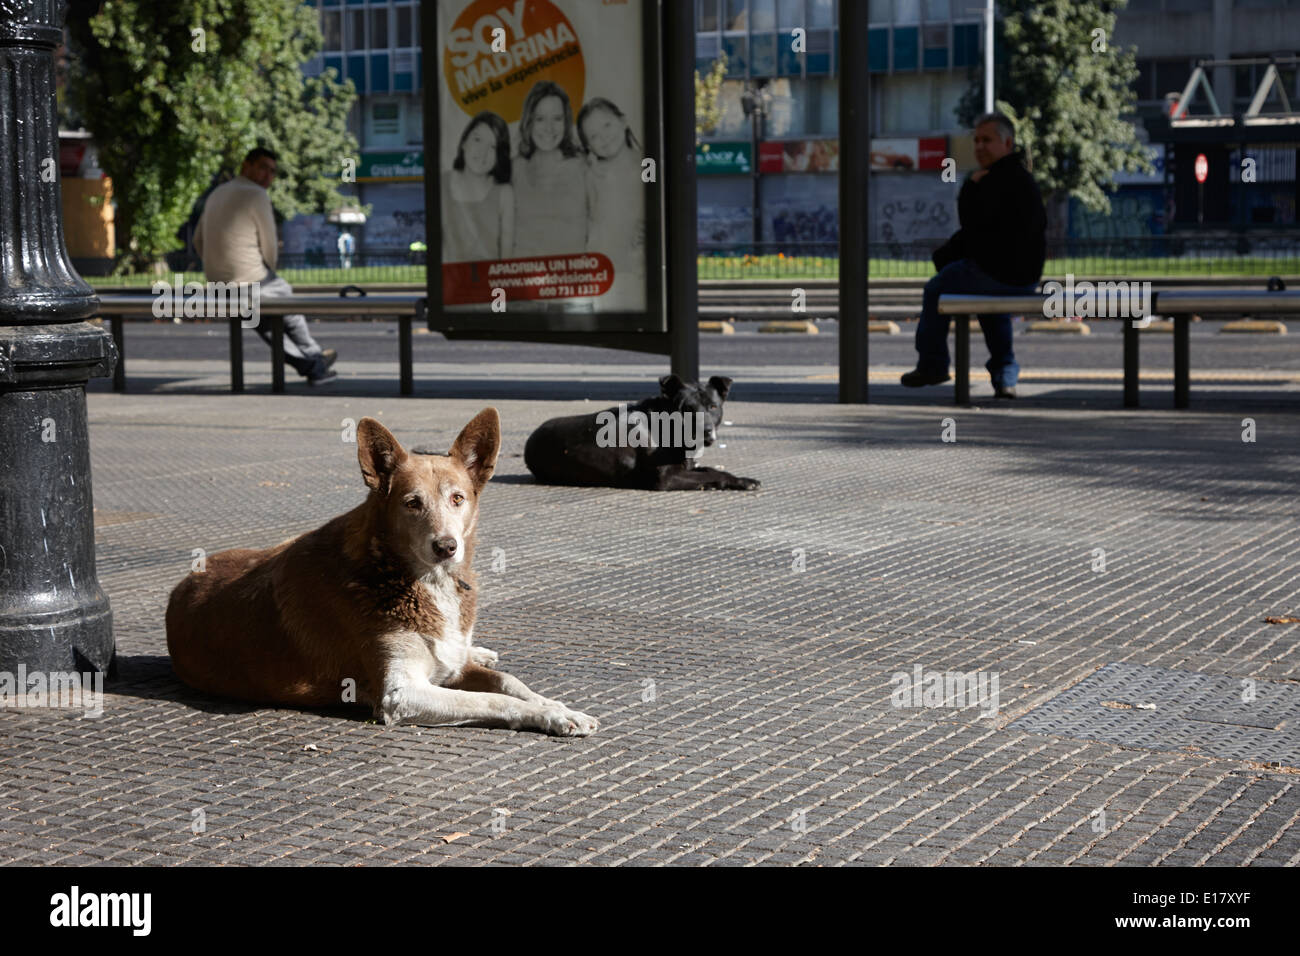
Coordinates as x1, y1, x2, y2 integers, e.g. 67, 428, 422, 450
740, 82, 769, 250
0, 0, 116, 675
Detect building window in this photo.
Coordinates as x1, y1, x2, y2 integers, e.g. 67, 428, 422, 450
725, 0, 749, 32
894, 0, 921, 24
722, 35, 748, 74
396, 6, 413, 47
697, 33, 722, 64
699, 0, 720, 32
752, 33, 777, 75
370, 8, 388, 49
778, 0, 802, 30
394, 49, 414, 91
778, 33, 803, 76
805, 29, 831, 74
370, 52, 390, 94
372, 102, 400, 136
808, 0, 833, 28
869, 29, 888, 73
347, 10, 365, 52
923, 25, 948, 70
764, 76, 838, 137
751, 0, 776, 31
322, 11, 342, 52
952, 23, 979, 68
893, 26, 919, 71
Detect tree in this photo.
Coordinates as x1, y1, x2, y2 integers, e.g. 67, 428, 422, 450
65, 0, 360, 273
695, 52, 729, 142
956, 0, 1152, 218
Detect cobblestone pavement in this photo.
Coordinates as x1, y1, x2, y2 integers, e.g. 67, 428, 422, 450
2, 386, 1298, 866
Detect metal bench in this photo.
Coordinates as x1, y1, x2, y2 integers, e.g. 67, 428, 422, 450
94, 292, 426, 395
939, 288, 1300, 408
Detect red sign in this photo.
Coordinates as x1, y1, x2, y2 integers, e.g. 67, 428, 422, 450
917, 137, 947, 170
758, 141, 785, 173
1195, 153, 1208, 184
442, 253, 614, 306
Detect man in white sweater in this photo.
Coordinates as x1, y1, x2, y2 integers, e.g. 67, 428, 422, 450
194, 147, 338, 384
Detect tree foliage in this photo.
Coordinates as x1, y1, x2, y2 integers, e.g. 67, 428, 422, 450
695, 52, 729, 142
65, 0, 360, 272
956, 0, 1152, 214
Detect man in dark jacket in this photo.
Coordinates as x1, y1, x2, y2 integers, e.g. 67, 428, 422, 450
902, 113, 1046, 398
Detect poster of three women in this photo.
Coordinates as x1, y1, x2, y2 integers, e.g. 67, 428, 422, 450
438, 0, 649, 315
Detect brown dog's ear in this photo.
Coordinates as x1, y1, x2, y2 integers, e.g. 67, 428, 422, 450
450, 408, 501, 493
357, 418, 408, 494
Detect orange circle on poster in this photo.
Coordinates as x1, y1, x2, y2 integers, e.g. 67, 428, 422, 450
443, 0, 585, 124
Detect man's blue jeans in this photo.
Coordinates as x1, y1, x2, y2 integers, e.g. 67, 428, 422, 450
916, 258, 1037, 388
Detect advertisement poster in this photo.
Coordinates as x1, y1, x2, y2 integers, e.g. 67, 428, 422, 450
759, 139, 840, 174
869, 137, 947, 172
436, 0, 648, 316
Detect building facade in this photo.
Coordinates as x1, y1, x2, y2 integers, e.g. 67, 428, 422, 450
694, 0, 983, 250
281, 0, 1300, 258
289, 0, 427, 257
1126, 0, 1300, 233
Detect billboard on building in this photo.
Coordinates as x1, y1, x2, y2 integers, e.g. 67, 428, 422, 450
758, 140, 839, 173
427, 0, 664, 332
697, 142, 753, 174
870, 137, 947, 172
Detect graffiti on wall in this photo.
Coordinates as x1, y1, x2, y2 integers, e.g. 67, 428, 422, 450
770, 205, 838, 244
281, 214, 338, 255
1068, 189, 1165, 239
367, 208, 426, 248
870, 178, 960, 246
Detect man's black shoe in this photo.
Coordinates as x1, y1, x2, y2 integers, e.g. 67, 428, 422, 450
900, 368, 951, 388
994, 384, 1017, 399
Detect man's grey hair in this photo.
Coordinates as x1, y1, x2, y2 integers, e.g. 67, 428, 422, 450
974, 112, 1015, 144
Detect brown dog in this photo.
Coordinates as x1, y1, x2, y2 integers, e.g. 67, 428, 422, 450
165, 409, 598, 736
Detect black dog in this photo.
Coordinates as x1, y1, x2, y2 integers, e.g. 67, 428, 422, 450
524, 375, 760, 491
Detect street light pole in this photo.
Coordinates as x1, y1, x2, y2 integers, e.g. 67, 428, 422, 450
742, 83, 766, 250
984, 0, 995, 113
751, 103, 762, 248
0, 0, 117, 676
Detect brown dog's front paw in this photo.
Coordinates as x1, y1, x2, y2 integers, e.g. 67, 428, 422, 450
538, 705, 599, 737
469, 645, 499, 668
734, 476, 761, 490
